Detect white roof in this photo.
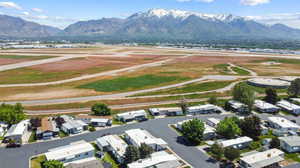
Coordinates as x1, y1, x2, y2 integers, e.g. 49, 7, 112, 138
117, 110, 147, 118
268, 117, 300, 129
100, 135, 128, 157
240, 149, 284, 168
228, 100, 246, 109
277, 100, 300, 111
127, 151, 178, 168
220, 136, 253, 148
90, 118, 109, 123
125, 129, 167, 146
279, 136, 300, 147
255, 100, 280, 110
188, 104, 218, 111
207, 118, 220, 125
5, 120, 29, 137
45, 141, 94, 161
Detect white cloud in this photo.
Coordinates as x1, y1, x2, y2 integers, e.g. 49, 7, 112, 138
241, 0, 270, 6
247, 13, 300, 29
22, 11, 29, 16
0, 1, 22, 10
31, 8, 43, 13
177, 0, 215, 3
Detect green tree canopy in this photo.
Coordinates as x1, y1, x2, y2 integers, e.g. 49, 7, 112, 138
42, 160, 65, 168
239, 115, 262, 141
233, 84, 255, 113
210, 143, 224, 161
124, 145, 140, 164
139, 143, 154, 159
264, 88, 280, 105
288, 78, 300, 97
0, 103, 26, 125
224, 147, 240, 161
91, 103, 111, 116
216, 117, 241, 139
181, 118, 205, 145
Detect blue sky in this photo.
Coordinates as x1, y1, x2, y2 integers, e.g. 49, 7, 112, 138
0, 0, 299, 29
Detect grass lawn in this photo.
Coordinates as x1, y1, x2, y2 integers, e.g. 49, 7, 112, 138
285, 153, 300, 163
103, 153, 120, 168
30, 155, 46, 168
234, 82, 287, 94
253, 58, 300, 65
232, 67, 251, 75
79, 74, 189, 92
134, 80, 234, 96
213, 64, 231, 75
0, 65, 116, 84
59, 131, 68, 138
28, 130, 37, 143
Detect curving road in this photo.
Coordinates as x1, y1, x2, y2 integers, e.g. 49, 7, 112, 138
0, 114, 231, 168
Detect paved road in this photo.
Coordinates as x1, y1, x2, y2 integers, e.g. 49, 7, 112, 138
0, 56, 80, 72
0, 114, 231, 168
2, 75, 239, 106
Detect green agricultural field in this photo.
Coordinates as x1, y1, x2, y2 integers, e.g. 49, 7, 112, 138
79, 74, 189, 92
232, 67, 250, 75
134, 80, 234, 96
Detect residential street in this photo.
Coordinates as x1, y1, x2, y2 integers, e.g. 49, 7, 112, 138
1, 113, 299, 168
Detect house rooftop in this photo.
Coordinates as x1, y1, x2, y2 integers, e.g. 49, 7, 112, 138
255, 100, 280, 110
116, 110, 146, 117
40, 117, 58, 132
240, 149, 284, 168
127, 151, 179, 168
279, 136, 300, 147
207, 118, 220, 125
268, 117, 300, 129
125, 129, 167, 146
5, 120, 29, 137
45, 141, 94, 161
228, 100, 246, 109
187, 104, 218, 111
277, 100, 300, 111
98, 135, 128, 157
220, 136, 253, 148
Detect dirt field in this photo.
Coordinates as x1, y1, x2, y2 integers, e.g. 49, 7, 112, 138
0, 58, 28, 65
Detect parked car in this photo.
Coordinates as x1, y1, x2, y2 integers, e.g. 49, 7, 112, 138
6, 143, 21, 148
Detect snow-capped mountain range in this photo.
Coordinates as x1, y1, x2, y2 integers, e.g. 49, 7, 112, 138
131, 9, 243, 22
1, 8, 300, 41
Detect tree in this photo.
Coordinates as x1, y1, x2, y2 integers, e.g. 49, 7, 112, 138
91, 103, 111, 116
264, 88, 280, 105
0, 103, 26, 125
249, 141, 262, 150
208, 96, 218, 105
178, 97, 188, 115
30, 118, 41, 129
210, 143, 224, 161
224, 147, 240, 161
55, 117, 65, 127
139, 143, 154, 159
181, 119, 205, 144
216, 117, 241, 139
232, 84, 255, 113
270, 137, 280, 149
288, 78, 300, 97
42, 160, 65, 168
239, 116, 262, 140
124, 145, 140, 164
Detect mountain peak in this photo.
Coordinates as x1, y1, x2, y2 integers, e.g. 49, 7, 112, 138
130, 8, 243, 22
